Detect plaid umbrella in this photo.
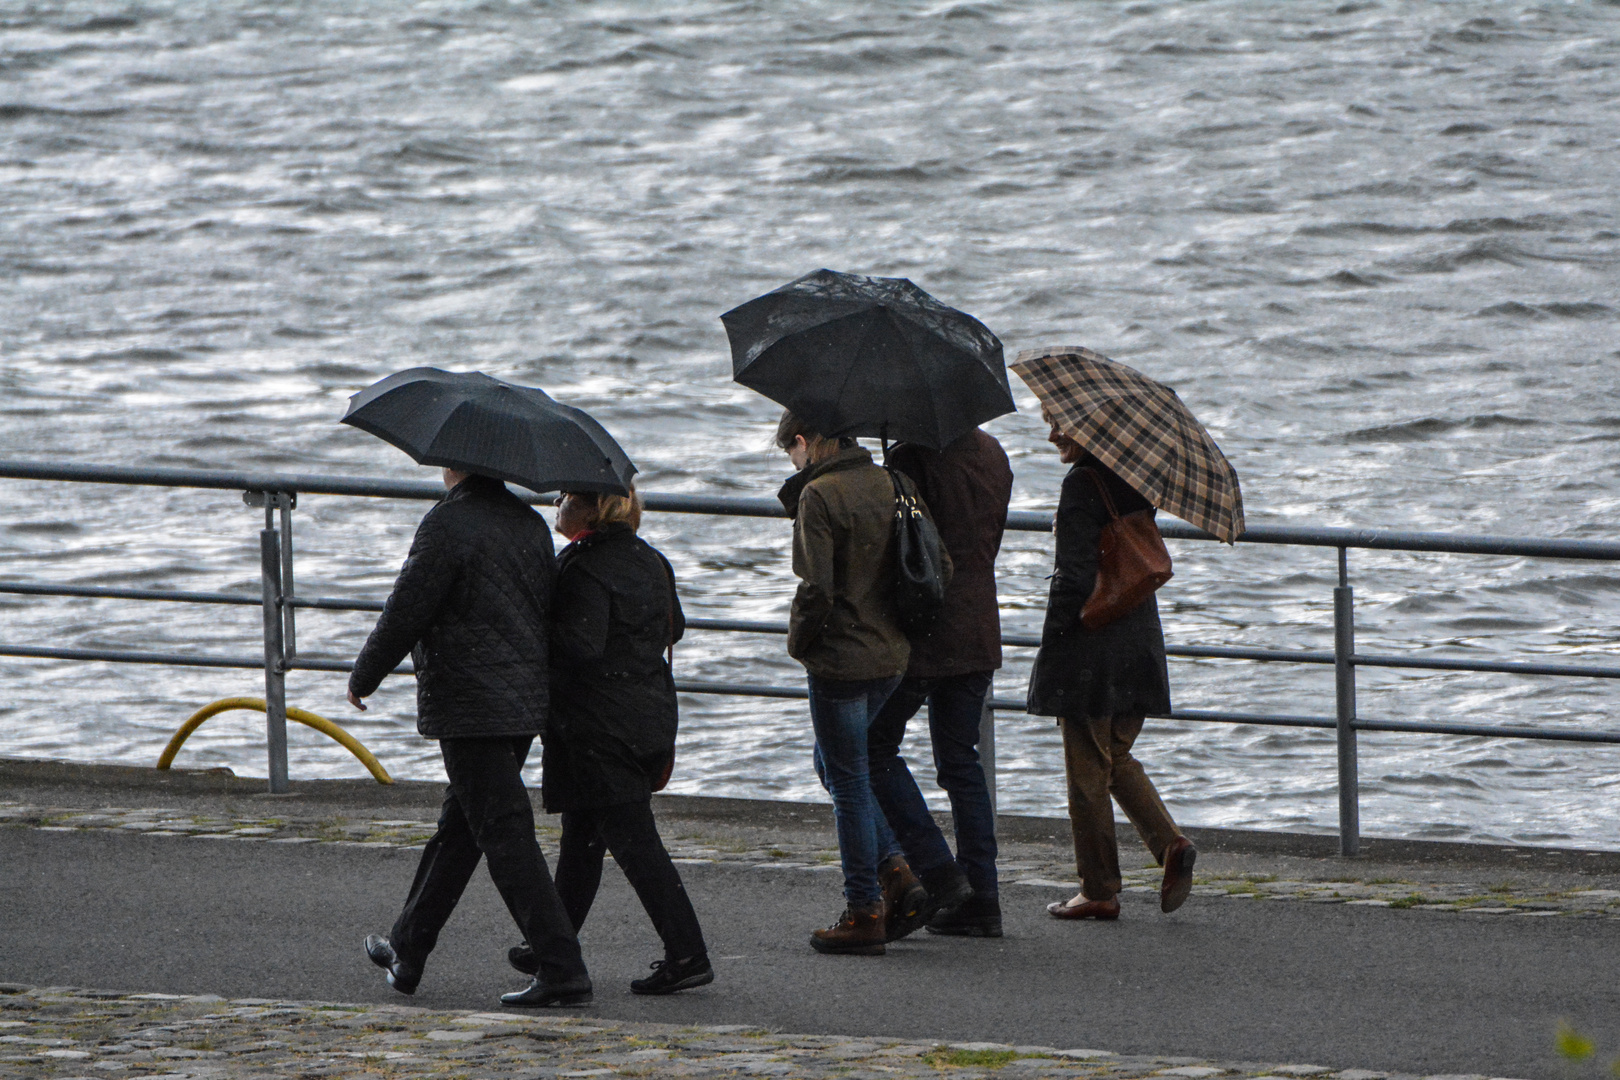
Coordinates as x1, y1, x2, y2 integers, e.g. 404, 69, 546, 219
1010, 345, 1245, 543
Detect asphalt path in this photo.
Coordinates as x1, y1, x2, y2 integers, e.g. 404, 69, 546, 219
3, 828, 1617, 1077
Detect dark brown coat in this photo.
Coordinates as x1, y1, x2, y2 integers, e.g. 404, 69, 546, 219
1026, 459, 1171, 719
888, 430, 1013, 678
779, 446, 950, 682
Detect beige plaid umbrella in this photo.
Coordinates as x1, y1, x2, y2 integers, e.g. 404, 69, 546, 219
1010, 345, 1245, 543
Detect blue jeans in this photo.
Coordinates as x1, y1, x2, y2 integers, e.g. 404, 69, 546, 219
807, 673, 903, 906
868, 672, 1000, 898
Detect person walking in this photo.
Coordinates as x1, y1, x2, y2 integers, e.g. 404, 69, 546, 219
867, 427, 1014, 939
776, 410, 949, 956
351, 467, 591, 1007
1028, 418, 1196, 920
509, 483, 713, 996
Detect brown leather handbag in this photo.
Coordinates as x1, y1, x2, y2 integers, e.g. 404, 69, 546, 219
1080, 468, 1173, 631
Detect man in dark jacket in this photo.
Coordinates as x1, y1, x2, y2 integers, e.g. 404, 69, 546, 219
867, 428, 1013, 938
349, 468, 590, 1007
1028, 426, 1195, 921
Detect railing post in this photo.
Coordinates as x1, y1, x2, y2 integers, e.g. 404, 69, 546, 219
1333, 546, 1360, 856
980, 676, 996, 817
254, 497, 290, 794
279, 495, 296, 659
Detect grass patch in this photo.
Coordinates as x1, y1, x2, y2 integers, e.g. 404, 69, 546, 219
768, 848, 792, 858
925, 1048, 1020, 1068
1243, 874, 1277, 884
1387, 894, 1428, 909
1488, 881, 1517, 893
1366, 877, 1405, 886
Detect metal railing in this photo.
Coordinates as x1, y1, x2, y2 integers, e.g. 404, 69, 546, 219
3, 459, 1619, 856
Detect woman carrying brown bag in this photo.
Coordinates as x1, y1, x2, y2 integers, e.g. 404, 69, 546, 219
1028, 412, 1196, 921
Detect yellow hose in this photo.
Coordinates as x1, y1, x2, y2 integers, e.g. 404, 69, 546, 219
158, 696, 393, 785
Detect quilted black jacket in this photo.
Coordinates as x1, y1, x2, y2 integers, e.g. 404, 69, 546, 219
541, 523, 684, 812
349, 475, 556, 739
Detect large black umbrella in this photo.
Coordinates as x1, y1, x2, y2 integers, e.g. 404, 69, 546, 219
721, 269, 1014, 450
341, 368, 636, 496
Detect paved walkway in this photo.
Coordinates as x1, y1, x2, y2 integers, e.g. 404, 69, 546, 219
0, 984, 1460, 1080
4, 802, 1619, 1079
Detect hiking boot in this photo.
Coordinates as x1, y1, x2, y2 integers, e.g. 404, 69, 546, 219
630, 954, 715, 995
879, 855, 930, 941
926, 893, 1003, 938
810, 902, 886, 955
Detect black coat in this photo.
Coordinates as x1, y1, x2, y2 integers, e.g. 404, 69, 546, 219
349, 475, 555, 739
1026, 460, 1171, 720
541, 524, 685, 813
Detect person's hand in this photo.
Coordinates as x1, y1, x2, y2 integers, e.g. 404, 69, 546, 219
347, 689, 367, 711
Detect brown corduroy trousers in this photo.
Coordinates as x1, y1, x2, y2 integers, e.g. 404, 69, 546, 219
1060, 714, 1182, 901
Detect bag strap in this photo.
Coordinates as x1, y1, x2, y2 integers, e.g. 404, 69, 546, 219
1082, 467, 1123, 523
886, 466, 921, 518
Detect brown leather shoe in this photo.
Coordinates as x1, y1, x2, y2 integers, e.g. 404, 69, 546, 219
878, 855, 930, 942
810, 902, 887, 955
1046, 894, 1121, 920
1160, 835, 1197, 913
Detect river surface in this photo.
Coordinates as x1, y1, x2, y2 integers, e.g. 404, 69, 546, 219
2, 1, 1617, 848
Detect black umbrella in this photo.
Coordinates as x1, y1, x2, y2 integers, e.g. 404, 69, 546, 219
341, 368, 637, 496
721, 268, 1014, 450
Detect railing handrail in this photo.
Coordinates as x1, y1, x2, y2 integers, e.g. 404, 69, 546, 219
3, 459, 1618, 560
5, 457, 1620, 850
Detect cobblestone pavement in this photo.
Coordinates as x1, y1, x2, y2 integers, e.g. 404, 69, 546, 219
4, 801, 1617, 920
0, 984, 1533, 1080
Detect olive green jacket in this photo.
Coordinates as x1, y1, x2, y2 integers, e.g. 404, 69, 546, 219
778, 446, 951, 682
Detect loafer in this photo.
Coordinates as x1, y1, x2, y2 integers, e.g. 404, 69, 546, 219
1160, 836, 1198, 914
1046, 896, 1121, 920
500, 976, 593, 1008
630, 954, 715, 995
364, 934, 421, 995
508, 941, 539, 976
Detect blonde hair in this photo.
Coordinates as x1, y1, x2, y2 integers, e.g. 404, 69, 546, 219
571, 481, 642, 533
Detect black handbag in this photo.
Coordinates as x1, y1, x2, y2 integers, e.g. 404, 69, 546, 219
888, 468, 948, 633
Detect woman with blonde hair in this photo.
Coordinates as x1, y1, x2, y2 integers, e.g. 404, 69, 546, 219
506, 481, 713, 999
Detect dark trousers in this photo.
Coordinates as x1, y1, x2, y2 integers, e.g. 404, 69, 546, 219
391, 736, 587, 985
554, 800, 707, 962
868, 672, 1000, 898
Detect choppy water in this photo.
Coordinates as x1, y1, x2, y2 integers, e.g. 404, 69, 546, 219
2, 1, 1618, 848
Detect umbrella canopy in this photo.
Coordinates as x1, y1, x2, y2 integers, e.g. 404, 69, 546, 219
722, 268, 1015, 450
341, 368, 637, 496
1010, 345, 1245, 543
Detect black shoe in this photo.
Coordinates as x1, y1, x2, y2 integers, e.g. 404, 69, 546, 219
926, 894, 1003, 938
630, 954, 715, 995
508, 941, 539, 975
500, 976, 593, 1008
364, 934, 421, 995
919, 861, 975, 914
